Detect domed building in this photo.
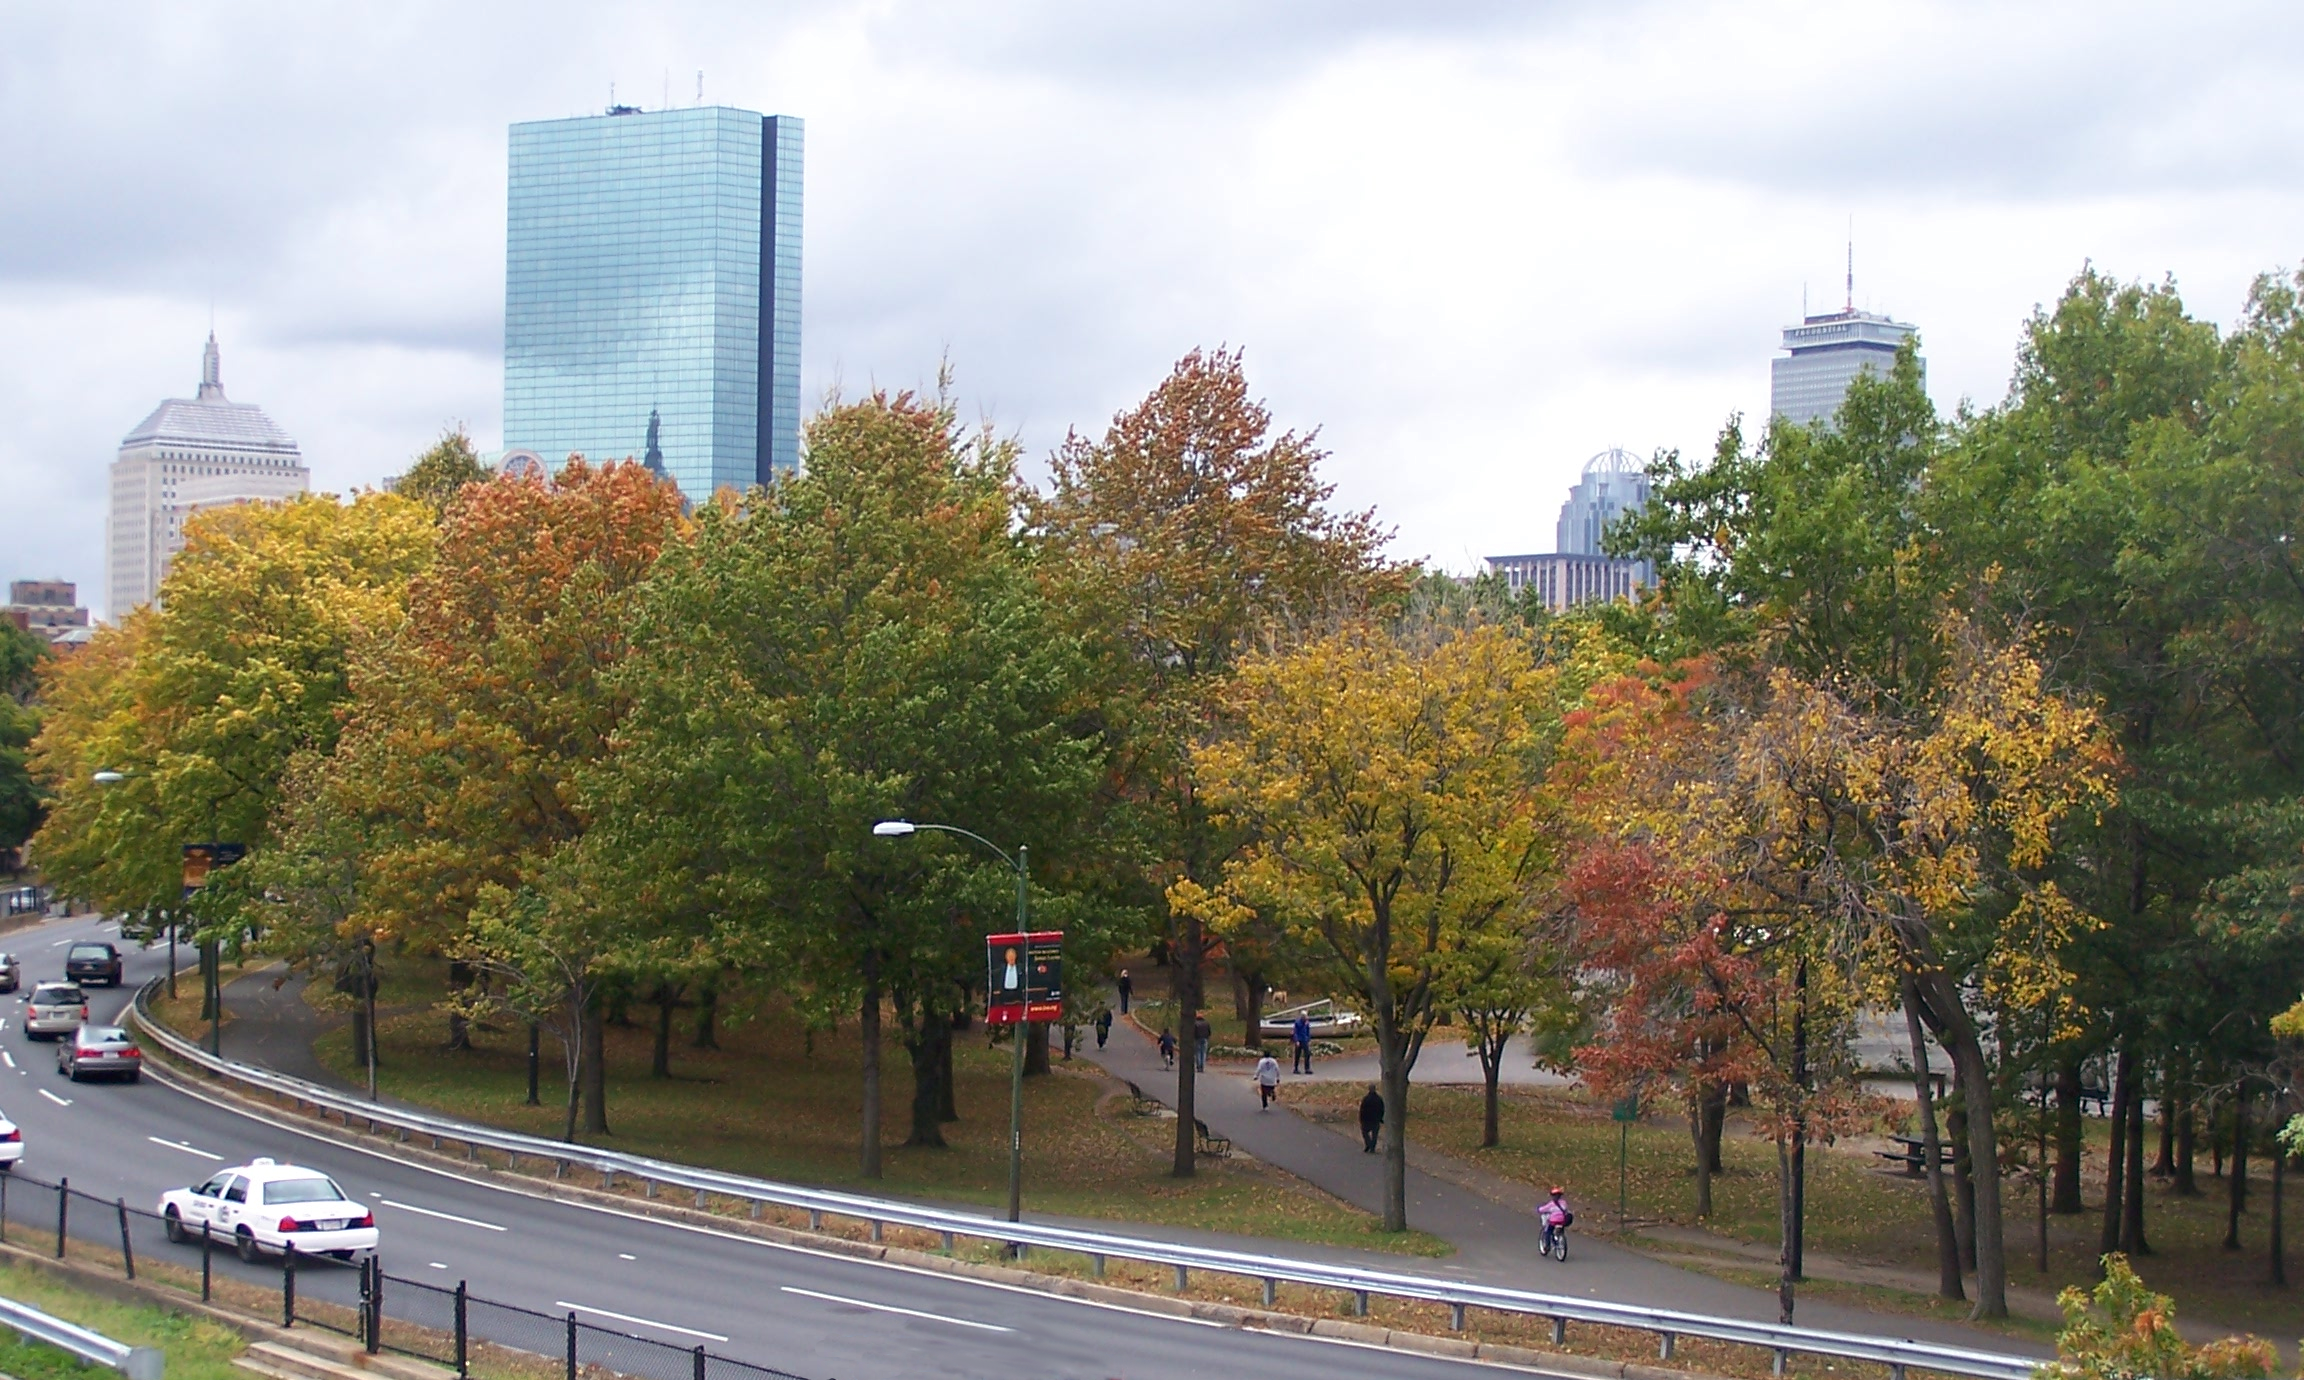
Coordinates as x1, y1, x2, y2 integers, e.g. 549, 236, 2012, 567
105, 335, 309, 616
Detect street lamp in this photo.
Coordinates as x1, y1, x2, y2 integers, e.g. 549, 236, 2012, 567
872, 818, 1032, 1225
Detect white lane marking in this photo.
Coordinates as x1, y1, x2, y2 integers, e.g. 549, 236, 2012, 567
147, 1136, 223, 1160
37, 1089, 69, 1107
2, 1052, 14, 1070
780, 1285, 1013, 1333
47, 940, 68, 948
553, 1302, 727, 1342
376, 1198, 506, 1232
428, 1262, 447, 1270
617, 1252, 636, 1261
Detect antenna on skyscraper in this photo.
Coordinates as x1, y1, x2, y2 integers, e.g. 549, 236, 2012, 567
697, 71, 704, 105
1845, 218, 1854, 313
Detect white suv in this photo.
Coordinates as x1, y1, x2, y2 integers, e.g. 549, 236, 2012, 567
23, 984, 87, 1040
160, 1159, 378, 1263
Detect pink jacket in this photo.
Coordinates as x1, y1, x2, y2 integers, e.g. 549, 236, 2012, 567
1537, 1198, 1570, 1226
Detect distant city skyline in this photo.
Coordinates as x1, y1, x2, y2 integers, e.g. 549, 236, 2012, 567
8, 4, 2302, 605
502, 104, 803, 505
1770, 304, 1922, 430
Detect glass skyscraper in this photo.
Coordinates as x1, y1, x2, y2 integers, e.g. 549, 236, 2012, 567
1769, 307, 1920, 430
504, 105, 803, 503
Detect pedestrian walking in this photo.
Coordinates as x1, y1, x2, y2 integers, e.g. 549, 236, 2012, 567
1193, 1014, 1212, 1072
1256, 1051, 1281, 1108
1291, 1012, 1313, 1074
1359, 1084, 1385, 1153
1094, 1007, 1112, 1049
1158, 1027, 1176, 1069
1116, 968, 1133, 1014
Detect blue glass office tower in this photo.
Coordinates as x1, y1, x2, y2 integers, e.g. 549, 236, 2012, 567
504, 105, 803, 502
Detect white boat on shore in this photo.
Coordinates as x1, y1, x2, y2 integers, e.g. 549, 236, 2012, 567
1257, 998, 1364, 1040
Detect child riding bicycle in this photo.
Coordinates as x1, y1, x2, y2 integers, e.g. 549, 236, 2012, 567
1537, 1186, 1573, 1259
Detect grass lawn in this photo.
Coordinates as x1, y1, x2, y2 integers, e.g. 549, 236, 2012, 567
1282, 1079, 2303, 1341
0, 1261, 246, 1380
285, 956, 1440, 1257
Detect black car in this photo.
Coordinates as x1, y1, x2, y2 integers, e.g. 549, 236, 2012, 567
63, 942, 122, 987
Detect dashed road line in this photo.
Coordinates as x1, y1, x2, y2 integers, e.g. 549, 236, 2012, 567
377, 1198, 506, 1231
553, 1302, 726, 1342
147, 1136, 223, 1160
37, 1089, 69, 1107
779, 1285, 1013, 1333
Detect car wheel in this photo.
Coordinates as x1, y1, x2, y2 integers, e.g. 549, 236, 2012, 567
236, 1230, 261, 1264
164, 1208, 185, 1244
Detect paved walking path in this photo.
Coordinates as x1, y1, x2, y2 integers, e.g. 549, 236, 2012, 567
1083, 1010, 2049, 1355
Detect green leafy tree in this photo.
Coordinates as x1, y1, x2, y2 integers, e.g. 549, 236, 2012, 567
0, 621, 45, 863
612, 390, 1114, 1174
393, 428, 492, 516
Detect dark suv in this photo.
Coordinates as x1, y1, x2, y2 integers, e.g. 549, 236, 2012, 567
63, 942, 122, 987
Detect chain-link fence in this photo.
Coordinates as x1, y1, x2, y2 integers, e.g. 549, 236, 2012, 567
2, 1171, 809, 1380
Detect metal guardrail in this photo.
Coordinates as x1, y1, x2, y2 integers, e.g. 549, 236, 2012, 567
130, 978, 2039, 1380
0, 1294, 164, 1380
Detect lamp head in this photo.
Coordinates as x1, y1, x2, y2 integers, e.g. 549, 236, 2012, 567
91, 771, 127, 785
871, 820, 916, 838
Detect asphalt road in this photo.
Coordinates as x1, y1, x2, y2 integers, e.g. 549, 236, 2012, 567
9, 913, 1576, 1380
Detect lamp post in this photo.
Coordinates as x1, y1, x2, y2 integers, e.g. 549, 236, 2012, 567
872, 819, 1032, 1225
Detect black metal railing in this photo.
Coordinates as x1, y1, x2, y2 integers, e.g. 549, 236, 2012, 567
2, 1171, 807, 1380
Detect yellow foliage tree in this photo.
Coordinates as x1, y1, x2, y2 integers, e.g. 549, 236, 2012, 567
1176, 616, 1560, 1231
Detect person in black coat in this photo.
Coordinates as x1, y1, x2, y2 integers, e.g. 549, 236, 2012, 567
1359, 1085, 1385, 1153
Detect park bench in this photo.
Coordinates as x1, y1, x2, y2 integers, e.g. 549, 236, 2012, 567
1124, 1080, 1161, 1116
1875, 1135, 1956, 1177
1194, 1117, 1232, 1157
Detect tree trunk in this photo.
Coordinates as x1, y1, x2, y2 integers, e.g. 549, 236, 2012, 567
690, 985, 719, 1049
860, 954, 883, 1180
1024, 1021, 1051, 1075
1171, 916, 1201, 1179
2053, 1058, 2085, 1213
2225, 1086, 2249, 1251
1378, 1026, 1412, 1233
2101, 1048, 2132, 1258
1478, 1033, 1503, 1150
2269, 1131, 2286, 1286
1948, 1102, 1977, 1271
1905, 985, 1963, 1300
1243, 977, 1269, 1053
938, 1010, 961, 1121
525, 1021, 540, 1107
1916, 968, 2009, 1319
446, 960, 473, 1051
2174, 1093, 2198, 1195
2153, 1073, 2175, 1178
650, 985, 677, 1079
1788, 958, 1809, 1281
1776, 1133, 1797, 1324
1691, 1077, 1725, 1219
2121, 1077, 2149, 1255
905, 1007, 948, 1148
350, 1004, 372, 1072
580, 997, 609, 1135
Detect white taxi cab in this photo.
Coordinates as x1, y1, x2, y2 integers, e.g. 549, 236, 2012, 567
159, 1158, 377, 1263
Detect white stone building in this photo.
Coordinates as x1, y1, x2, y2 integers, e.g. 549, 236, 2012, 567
106, 335, 308, 617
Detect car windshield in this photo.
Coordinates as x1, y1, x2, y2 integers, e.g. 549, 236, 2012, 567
67, 946, 110, 959
31, 987, 81, 1004
260, 1178, 347, 1205
82, 1027, 130, 1045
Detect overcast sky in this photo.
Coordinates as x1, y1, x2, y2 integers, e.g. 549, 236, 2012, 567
6, 1, 2302, 618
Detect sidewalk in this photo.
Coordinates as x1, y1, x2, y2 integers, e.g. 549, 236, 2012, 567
1083, 1011, 2049, 1356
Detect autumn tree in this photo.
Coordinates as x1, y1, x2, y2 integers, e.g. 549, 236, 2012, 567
1031, 348, 1399, 1177
1178, 615, 1560, 1230
317, 459, 686, 1134
31, 492, 436, 915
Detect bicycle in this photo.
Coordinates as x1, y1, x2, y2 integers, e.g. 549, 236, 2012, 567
1540, 1215, 1572, 1261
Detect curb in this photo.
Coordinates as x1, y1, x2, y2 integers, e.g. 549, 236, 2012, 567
137, 1050, 1734, 1380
